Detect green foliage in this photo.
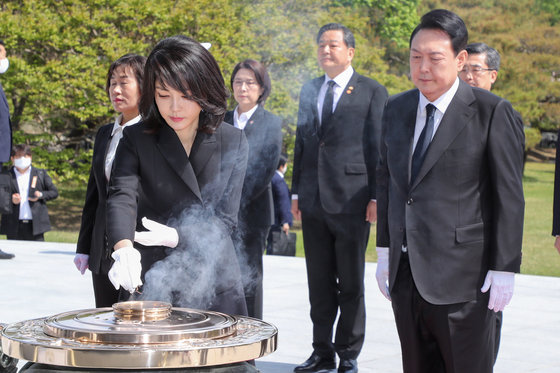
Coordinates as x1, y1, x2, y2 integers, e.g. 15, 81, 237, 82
536, 0, 560, 25
524, 127, 541, 150
2, 0, 560, 183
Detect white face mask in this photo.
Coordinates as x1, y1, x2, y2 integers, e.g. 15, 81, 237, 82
14, 156, 31, 170
0, 58, 9, 74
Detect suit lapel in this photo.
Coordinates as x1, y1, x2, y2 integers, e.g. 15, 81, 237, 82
309, 78, 322, 137
156, 124, 202, 201
411, 81, 476, 189
394, 91, 418, 189
190, 130, 217, 178
244, 106, 264, 139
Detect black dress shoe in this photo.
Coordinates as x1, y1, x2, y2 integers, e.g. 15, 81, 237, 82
338, 358, 358, 373
0, 249, 14, 259
294, 352, 336, 372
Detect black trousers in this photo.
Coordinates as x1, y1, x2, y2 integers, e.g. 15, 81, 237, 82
391, 253, 496, 373
7, 220, 44, 241
92, 271, 120, 308
301, 207, 369, 360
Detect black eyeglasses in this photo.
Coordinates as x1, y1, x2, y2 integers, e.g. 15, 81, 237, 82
459, 66, 496, 75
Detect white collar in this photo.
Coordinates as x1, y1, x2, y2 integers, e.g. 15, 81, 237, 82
323, 66, 354, 89
111, 114, 142, 136
418, 77, 460, 115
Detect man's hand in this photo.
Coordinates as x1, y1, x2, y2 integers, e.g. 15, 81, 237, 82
28, 191, 42, 202
73, 254, 89, 275
555, 236, 560, 255
108, 246, 142, 293
375, 247, 391, 301
12, 193, 21, 205
134, 217, 179, 248
291, 200, 301, 221
366, 200, 377, 223
481, 270, 515, 312
282, 222, 290, 235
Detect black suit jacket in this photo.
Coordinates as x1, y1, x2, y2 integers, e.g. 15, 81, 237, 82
224, 106, 282, 228
76, 123, 113, 274
106, 121, 248, 302
0, 166, 58, 236
292, 71, 388, 214
0, 81, 11, 163
377, 80, 525, 305
271, 172, 292, 229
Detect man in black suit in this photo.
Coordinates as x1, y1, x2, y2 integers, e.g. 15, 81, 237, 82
0, 144, 58, 241
459, 41, 525, 364
0, 39, 15, 259
267, 155, 293, 254
291, 23, 388, 373
554, 132, 560, 253
375, 9, 524, 373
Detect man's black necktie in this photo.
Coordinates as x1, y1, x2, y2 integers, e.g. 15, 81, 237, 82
321, 80, 336, 128
410, 103, 436, 185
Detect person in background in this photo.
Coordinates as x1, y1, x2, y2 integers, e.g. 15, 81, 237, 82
459, 41, 525, 364
73, 54, 146, 307
105, 35, 248, 316
267, 154, 292, 255
0, 38, 14, 259
0, 144, 58, 241
291, 23, 388, 373
225, 59, 282, 319
375, 9, 524, 372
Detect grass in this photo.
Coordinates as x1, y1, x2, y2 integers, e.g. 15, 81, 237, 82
2, 161, 558, 276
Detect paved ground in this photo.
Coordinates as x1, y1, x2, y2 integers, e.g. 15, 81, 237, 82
1, 239, 560, 372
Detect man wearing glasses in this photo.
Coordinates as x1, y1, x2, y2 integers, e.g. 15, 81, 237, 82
459, 42, 499, 90
459, 42, 525, 364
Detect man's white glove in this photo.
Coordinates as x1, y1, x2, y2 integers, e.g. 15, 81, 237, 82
73, 254, 89, 275
134, 217, 179, 248
481, 270, 515, 312
375, 247, 391, 301
108, 246, 142, 293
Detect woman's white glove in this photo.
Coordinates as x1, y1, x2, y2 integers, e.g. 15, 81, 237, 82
108, 246, 142, 293
375, 247, 391, 301
73, 254, 89, 275
134, 217, 178, 248
481, 270, 515, 312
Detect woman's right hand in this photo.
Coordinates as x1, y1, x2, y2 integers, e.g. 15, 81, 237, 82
108, 246, 142, 293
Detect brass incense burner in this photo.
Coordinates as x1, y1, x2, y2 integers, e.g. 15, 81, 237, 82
0, 301, 277, 370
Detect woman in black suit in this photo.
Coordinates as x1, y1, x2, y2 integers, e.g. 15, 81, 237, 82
74, 54, 146, 307
225, 59, 282, 319
105, 36, 249, 316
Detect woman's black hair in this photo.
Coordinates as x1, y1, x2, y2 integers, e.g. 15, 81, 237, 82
140, 35, 229, 134
105, 53, 146, 99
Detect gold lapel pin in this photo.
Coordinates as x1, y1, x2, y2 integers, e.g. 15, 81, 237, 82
346, 86, 354, 94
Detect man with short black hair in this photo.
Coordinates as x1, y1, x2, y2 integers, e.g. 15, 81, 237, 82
292, 22, 387, 373
376, 9, 524, 372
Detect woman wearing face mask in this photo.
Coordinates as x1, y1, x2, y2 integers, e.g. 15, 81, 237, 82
0, 144, 58, 241
224, 59, 282, 319
74, 53, 146, 307
105, 36, 249, 316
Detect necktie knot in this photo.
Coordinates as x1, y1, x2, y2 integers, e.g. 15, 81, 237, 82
426, 103, 436, 119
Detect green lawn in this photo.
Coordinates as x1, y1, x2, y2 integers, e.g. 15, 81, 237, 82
2, 161, 558, 276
